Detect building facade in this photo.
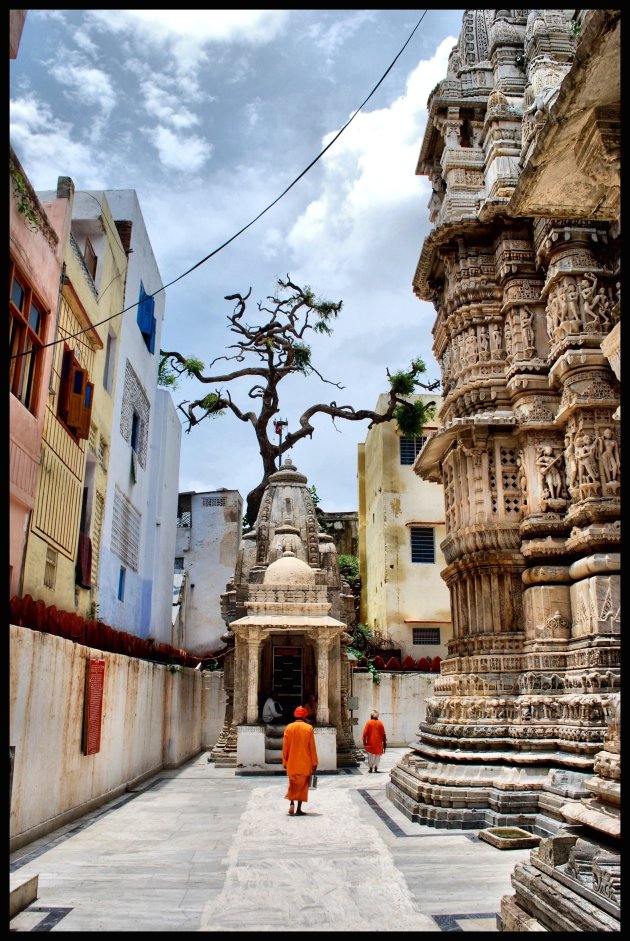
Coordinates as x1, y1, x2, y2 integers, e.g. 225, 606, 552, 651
386, 9, 619, 932
21, 180, 126, 618
358, 393, 452, 661
9, 152, 72, 599
174, 489, 243, 654
92, 190, 181, 642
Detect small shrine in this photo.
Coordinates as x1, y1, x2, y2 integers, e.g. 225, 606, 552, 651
210, 459, 359, 771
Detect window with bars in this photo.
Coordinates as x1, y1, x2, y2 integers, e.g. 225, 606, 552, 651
44, 547, 58, 589
9, 261, 47, 413
400, 435, 427, 465
410, 526, 435, 563
412, 627, 441, 645
202, 496, 226, 507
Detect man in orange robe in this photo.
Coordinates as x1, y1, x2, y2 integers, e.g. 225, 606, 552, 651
362, 709, 387, 773
282, 705, 318, 815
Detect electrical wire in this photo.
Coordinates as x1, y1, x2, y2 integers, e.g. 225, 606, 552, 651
11, 11, 428, 359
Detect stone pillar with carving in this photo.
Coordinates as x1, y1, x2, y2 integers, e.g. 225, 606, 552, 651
315, 633, 331, 725
388, 9, 620, 841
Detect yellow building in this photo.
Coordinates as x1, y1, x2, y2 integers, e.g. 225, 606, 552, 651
22, 181, 127, 618
358, 393, 452, 661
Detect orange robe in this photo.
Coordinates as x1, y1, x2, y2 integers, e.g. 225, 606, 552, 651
362, 718, 386, 755
282, 719, 318, 802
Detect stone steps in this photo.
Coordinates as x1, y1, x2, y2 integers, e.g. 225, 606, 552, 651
10, 873, 38, 918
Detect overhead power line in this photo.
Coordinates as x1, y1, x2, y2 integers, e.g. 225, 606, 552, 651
11, 11, 429, 358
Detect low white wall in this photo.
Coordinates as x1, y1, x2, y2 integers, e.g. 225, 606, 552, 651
9, 626, 224, 851
351, 671, 436, 747
10, 627, 435, 851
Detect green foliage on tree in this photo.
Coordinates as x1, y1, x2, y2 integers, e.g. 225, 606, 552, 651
159, 276, 439, 523
339, 554, 360, 589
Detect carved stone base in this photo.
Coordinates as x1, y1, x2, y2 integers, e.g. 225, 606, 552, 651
499, 835, 620, 931
385, 753, 591, 833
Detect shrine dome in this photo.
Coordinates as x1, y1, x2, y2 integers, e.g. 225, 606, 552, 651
264, 550, 315, 586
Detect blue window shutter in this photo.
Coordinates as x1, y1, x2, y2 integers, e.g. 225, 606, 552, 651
137, 285, 155, 338
148, 314, 156, 354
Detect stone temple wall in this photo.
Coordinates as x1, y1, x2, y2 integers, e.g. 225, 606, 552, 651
386, 9, 619, 931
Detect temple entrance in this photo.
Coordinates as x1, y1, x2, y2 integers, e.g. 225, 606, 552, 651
272, 645, 303, 717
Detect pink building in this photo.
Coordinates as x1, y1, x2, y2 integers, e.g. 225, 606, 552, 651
9, 148, 73, 597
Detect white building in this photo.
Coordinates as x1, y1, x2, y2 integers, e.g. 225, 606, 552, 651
87, 190, 181, 642
358, 393, 452, 662
175, 489, 243, 654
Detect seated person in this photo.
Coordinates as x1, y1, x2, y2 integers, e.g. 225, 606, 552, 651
304, 693, 318, 725
262, 695, 284, 725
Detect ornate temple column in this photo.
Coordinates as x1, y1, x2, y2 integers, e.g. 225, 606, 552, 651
388, 10, 620, 840
244, 628, 263, 724
315, 634, 331, 725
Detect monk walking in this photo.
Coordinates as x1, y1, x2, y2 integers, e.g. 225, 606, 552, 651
282, 705, 318, 816
362, 709, 387, 773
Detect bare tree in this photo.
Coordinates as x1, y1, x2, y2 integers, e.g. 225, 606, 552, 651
160, 276, 439, 524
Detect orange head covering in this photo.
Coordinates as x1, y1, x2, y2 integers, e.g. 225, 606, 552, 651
294, 706, 308, 718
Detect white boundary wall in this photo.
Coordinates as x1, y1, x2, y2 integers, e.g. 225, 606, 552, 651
351, 671, 436, 747
10, 626, 224, 851
11, 627, 435, 851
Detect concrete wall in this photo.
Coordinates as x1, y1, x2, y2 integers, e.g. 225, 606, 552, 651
175, 490, 243, 653
10, 626, 224, 852
146, 389, 182, 644
351, 671, 436, 747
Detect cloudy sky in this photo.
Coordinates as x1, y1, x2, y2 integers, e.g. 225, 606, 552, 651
10, 8, 464, 513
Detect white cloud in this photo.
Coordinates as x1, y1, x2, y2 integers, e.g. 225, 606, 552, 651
9, 94, 107, 189
285, 36, 455, 281
306, 11, 375, 64
149, 125, 213, 172
87, 9, 289, 45
47, 60, 116, 116
86, 9, 288, 78
139, 79, 201, 130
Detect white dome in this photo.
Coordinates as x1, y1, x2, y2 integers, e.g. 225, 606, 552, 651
264, 551, 315, 586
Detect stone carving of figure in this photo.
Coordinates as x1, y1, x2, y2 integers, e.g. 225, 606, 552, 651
452, 335, 460, 371
597, 428, 620, 483
491, 323, 502, 352
611, 281, 621, 324
466, 330, 477, 365
564, 278, 583, 334
564, 435, 579, 491
536, 446, 564, 499
521, 306, 535, 350
576, 434, 600, 485
517, 449, 528, 505
504, 317, 513, 357
546, 293, 560, 342
593, 286, 612, 331
478, 326, 489, 354
580, 272, 600, 330
556, 282, 569, 335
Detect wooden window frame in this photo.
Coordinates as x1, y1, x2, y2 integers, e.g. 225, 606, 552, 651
9, 260, 48, 413
83, 236, 97, 281
57, 344, 94, 440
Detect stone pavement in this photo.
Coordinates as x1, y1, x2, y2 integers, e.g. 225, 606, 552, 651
9, 748, 530, 932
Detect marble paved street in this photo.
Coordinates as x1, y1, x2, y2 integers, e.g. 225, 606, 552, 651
10, 748, 530, 932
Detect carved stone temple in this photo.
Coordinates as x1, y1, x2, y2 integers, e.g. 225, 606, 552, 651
385, 9, 620, 932
210, 459, 359, 771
